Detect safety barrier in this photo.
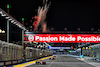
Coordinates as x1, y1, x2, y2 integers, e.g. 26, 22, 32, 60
0, 40, 52, 66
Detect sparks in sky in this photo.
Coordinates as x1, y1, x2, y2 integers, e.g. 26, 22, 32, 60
33, 0, 51, 32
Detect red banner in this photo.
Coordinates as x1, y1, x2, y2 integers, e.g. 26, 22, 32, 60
24, 34, 100, 43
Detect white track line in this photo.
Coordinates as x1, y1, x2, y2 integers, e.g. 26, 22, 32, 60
48, 60, 55, 67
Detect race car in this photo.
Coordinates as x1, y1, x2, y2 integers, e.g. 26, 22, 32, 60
49, 56, 55, 60
35, 60, 46, 65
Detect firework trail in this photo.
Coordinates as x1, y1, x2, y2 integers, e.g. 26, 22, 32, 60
33, 0, 51, 32
33, 7, 43, 31
42, 23, 47, 32
41, 0, 51, 32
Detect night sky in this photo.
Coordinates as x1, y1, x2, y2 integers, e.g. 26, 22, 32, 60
0, 0, 100, 31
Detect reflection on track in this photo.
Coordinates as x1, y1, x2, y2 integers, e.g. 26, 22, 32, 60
27, 56, 95, 67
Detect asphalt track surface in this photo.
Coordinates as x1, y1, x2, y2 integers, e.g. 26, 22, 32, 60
27, 56, 95, 67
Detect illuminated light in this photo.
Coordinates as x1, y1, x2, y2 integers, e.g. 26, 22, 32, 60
1, 14, 6, 16
0, 29, 2, 33
30, 26, 33, 28
36, 42, 38, 44
80, 55, 83, 58
49, 47, 70, 49
5, 17, 9, 19
74, 50, 77, 53
8, 18, 12, 21
16, 23, 19, 26
41, 45, 43, 48
18, 25, 21, 28
37, 45, 39, 48
0, 11, 3, 14
24, 34, 100, 43
2, 30, 5, 33
88, 47, 91, 49
59, 36, 76, 41
28, 35, 34, 42
60, 49, 64, 51
13, 22, 17, 24
11, 20, 14, 23
77, 36, 100, 41
35, 36, 58, 42
0, 11, 4, 17
48, 46, 50, 49
82, 47, 85, 50
71, 46, 73, 50
86, 47, 88, 49
22, 18, 24, 21
7, 4, 10, 8
68, 50, 74, 52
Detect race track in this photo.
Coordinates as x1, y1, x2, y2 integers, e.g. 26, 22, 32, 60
27, 55, 94, 67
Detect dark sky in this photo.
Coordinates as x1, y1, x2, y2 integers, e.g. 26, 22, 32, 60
0, 0, 100, 31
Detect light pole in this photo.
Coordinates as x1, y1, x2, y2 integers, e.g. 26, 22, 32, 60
7, 4, 10, 42
22, 18, 26, 61
22, 18, 24, 46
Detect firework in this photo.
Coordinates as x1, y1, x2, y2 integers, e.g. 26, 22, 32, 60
42, 23, 47, 32
33, 0, 51, 32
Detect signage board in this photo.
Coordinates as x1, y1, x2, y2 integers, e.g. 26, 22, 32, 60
49, 46, 71, 49
24, 34, 100, 43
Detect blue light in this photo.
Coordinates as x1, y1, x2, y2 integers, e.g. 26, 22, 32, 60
48, 46, 50, 49
74, 50, 77, 53
80, 55, 83, 58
